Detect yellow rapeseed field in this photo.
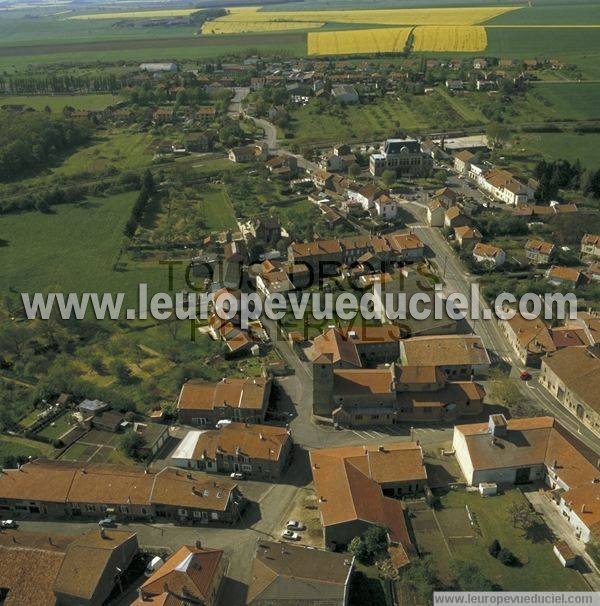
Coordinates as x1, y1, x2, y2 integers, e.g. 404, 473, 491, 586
202, 20, 324, 35
412, 26, 487, 52
308, 27, 411, 56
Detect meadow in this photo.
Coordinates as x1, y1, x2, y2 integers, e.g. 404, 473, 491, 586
0, 192, 183, 301
0, 93, 122, 111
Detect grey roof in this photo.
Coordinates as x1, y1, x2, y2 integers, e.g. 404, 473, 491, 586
384, 138, 421, 155
79, 399, 109, 413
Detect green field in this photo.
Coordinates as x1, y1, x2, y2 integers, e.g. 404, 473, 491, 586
202, 186, 238, 231
0, 192, 182, 300
0, 93, 122, 111
0, 436, 43, 462
423, 489, 588, 591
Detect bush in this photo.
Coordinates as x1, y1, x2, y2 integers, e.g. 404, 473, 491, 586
488, 539, 501, 558
497, 548, 518, 566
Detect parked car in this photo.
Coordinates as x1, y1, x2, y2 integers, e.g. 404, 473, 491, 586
281, 530, 300, 541
0, 520, 17, 529
520, 371, 532, 381
230, 472, 244, 480
144, 556, 165, 577
286, 520, 306, 531
98, 517, 117, 528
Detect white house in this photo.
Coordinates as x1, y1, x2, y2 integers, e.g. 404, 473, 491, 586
472, 242, 506, 267
374, 194, 397, 220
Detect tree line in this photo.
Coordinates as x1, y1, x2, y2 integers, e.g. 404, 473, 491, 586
0, 110, 92, 182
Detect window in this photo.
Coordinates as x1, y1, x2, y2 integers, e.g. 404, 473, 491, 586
178, 509, 188, 517
119, 505, 129, 514
242, 464, 252, 472
85, 504, 96, 512
193, 511, 202, 518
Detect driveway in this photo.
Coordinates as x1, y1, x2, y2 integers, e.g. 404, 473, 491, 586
524, 489, 600, 591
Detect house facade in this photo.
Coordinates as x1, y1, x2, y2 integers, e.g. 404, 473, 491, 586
369, 138, 432, 177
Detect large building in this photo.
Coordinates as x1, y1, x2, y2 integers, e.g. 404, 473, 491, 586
177, 377, 272, 426
310, 442, 425, 559
453, 415, 600, 544
540, 346, 600, 437
247, 541, 354, 606
170, 422, 293, 480
0, 460, 245, 525
399, 335, 491, 379
369, 138, 432, 177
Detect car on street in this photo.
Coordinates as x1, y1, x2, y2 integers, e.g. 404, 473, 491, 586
520, 371, 532, 381
286, 520, 306, 531
281, 530, 300, 540
230, 472, 244, 480
0, 520, 18, 529
98, 517, 117, 528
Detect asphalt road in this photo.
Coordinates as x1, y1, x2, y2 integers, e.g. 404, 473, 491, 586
402, 199, 600, 453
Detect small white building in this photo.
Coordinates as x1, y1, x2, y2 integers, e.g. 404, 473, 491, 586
472, 242, 506, 267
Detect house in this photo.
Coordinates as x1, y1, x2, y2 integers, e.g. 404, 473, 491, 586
400, 335, 490, 379
472, 242, 506, 267
540, 346, 600, 438
374, 194, 397, 219
500, 313, 556, 366
79, 399, 110, 417
454, 225, 482, 249
581, 234, 600, 259
454, 150, 474, 176
196, 105, 217, 122
256, 268, 294, 297
586, 262, 600, 282
127, 421, 169, 457
90, 410, 124, 432
54, 529, 139, 606
546, 266, 584, 287
427, 199, 446, 227
310, 442, 425, 558
152, 108, 174, 124
228, 144, 268, 163
331, 85, 359, 103
347, 183, 387, 211
445, 79, 464, 91
453, 414, 600, 543
265, 154, 298, 180
321, 143, 356, 172
369, 138, 432, 177
525, 239, 556, 265
0, 460, 245, 524
134, 545, 226, 606
171, 423, 293, 480
554, 541, 576, 568
434, 187, 459, 207
177, 377, 272, 426
479, 169, 534, 206
444, 206, 469, 229
247, 541, 354, 606
244, 216, 282, 246
473, 58, 488, 69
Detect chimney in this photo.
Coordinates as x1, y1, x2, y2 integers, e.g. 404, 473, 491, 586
196, 539, 203, 549
488, 414, 508, 438
581, 504, 587, 514
378, 445, 385, 452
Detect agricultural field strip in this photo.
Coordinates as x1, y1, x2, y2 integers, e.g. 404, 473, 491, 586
412, 26, 487, 52
308, 27, 411, 56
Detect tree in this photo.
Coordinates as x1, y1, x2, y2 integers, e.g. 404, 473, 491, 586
507, 501, 535, 531
584, 169, 600, 199
90, 357, 106, 375
349, 536, 368, 562
497, 548, 518, 566
382, 169, 396, 187
348, 525, 388, 564
119, 430, 146, 461
348, 163, 361, 177
488, 539, 501, 558
487, 122, 510, 149
111, 360, 132, 384
398, 556, 437, 604
451, 561, 494, 591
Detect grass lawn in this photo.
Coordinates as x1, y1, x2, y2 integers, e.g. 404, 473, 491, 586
529, 82, 600, 122
433, 489, 588, 591
0, 192, 186, 302
202, 187, 237, 231
0, 93, 122, 111
503, 131, 600, 172
52, 129, 154, 178
0, 436, 44, 461
37, 411, 76, 440
349, 563, 392, 606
